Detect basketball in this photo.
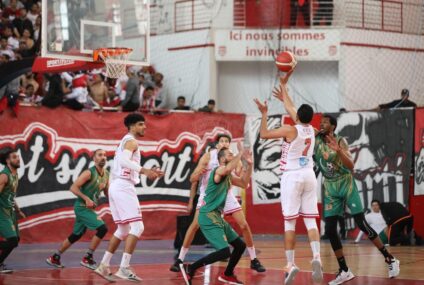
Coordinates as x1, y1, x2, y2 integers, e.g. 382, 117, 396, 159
275, 51, 297, 72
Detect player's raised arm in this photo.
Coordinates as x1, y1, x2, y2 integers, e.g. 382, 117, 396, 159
254, 98, 296, 139
190, 152, 211, 183
70, 170, 94, 208
215, 142, 243, 177
272, 71, 297, 121
231, 150, 253, 189
327, 136, 354, 170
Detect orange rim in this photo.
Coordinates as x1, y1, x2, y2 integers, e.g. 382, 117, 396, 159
93, 47, 133, 61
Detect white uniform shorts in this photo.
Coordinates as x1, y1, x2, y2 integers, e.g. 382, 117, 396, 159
280, 168, 318, 220
196, 189, 242, 215
109, 178, 142, 224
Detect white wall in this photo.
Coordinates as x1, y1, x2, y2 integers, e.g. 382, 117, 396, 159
217, 61, 340, 114
340, 29, 424, 110
150, 29, 213, 109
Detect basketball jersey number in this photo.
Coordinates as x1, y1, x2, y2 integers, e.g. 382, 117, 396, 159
302, 138, 312, 156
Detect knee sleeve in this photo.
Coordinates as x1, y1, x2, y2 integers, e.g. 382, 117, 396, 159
303, 218, 318, 231
129, 221, 144, 238
7, 237, 19, 248
114, 224, 130, 240
353, 213, 378, 240
284, 219, 297, 232
95, 224, 108, 239
68, 232, 83, 244
325, 216, 343, 251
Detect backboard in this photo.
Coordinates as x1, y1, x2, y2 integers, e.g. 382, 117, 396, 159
41, 0, 149, 66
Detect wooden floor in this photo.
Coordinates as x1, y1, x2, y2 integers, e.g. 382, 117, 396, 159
2, 238, 423, 284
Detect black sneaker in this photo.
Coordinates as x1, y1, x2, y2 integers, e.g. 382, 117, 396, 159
169, 258, 183, 272
0, 264, 13, 274
250, 258, 266, 272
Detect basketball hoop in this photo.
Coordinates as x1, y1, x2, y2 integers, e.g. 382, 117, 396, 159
93, 47, 133, 78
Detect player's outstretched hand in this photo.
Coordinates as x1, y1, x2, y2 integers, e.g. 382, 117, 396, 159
254, 99, 268, 114
242, 148, 253, 165
279, 69, 294, 85
144, 168, 163, 180
272, 85, 284, 102
326, 135, 340, 152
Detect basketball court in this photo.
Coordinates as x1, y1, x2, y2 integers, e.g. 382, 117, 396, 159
2, 238, 424, 284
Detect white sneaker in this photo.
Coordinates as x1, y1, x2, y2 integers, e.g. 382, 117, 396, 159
284, 265, 300, 285
388, 259, 400, 278
328, 268, 355, 285
94, 263, 115, 282
115, 267, 142, 282
311, 258, 323, 283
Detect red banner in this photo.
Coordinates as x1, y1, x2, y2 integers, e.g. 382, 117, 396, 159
0, 106, 245, 243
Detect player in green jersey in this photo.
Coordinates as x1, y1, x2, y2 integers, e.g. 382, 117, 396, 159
0, 149, 25, 273
46, 149, 109, 270
180, 142, 252, 285
316, 114, 400, 284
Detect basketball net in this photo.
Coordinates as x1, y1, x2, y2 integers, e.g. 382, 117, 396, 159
93, 48, 133, 78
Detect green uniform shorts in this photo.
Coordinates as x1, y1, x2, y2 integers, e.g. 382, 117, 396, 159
323, 174, 364, 218
73, 206, 104, 235
198, 210, 239, 250
0, 208, 19, 239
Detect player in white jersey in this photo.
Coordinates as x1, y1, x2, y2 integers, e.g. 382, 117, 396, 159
95, 113, 164, 282
253, 73, 322, 285
170, 134, 266, 273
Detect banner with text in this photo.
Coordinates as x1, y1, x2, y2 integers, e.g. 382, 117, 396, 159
248, 110, 413, 208
0, 107, 245, 242
415, 108, 424, 195
215, 29, 340, 61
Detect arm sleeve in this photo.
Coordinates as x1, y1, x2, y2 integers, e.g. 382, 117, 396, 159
120, 149, 142, 173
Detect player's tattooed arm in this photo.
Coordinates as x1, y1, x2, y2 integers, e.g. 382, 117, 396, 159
14, 200, 25, 218
0, 174, 7, 194
231, 149, 253, 189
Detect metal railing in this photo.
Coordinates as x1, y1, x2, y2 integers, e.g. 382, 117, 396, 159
174, 0, 213, 32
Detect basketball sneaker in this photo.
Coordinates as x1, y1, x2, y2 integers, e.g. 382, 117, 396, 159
94, 262, 115, 282
250, 258, 266, 272
169, 258, 183, 272
80, 255, 97, 270
328, 268, 355, 285
311, 258, 323, 283
0, 264, 13, 274
46, 254, 64, 268
388, 258, 400, 278
115, 267, 142, 282
284, 265, 300, 285
218, 272, 243, 285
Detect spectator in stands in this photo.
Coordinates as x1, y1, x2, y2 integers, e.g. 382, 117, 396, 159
198, 99, 216, 113
16, 38, 32, 58
0, 36, 15, 60
120, 67, 140, 112
140, 86, 155, 112
21, 83, 34, 103
64, 72, 89, 110
354, 199, 388, 244
88, 71, 108, 106
313, 0, 333, 26
290, 0, 310, 26
12, 8, 33, 38
0, 54, 11, 65
153, 72, 167, 108
173, 96, 190, 111
3, 26, 19, 50
378, 89, 417, 109
32, 15, 40, 42
379, 201, 413, 246
2, 0, 21, 21
26, 2, 40, 26
20, 72, 39, 94
41, 73, 67, 108
21, 28, 33, 49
